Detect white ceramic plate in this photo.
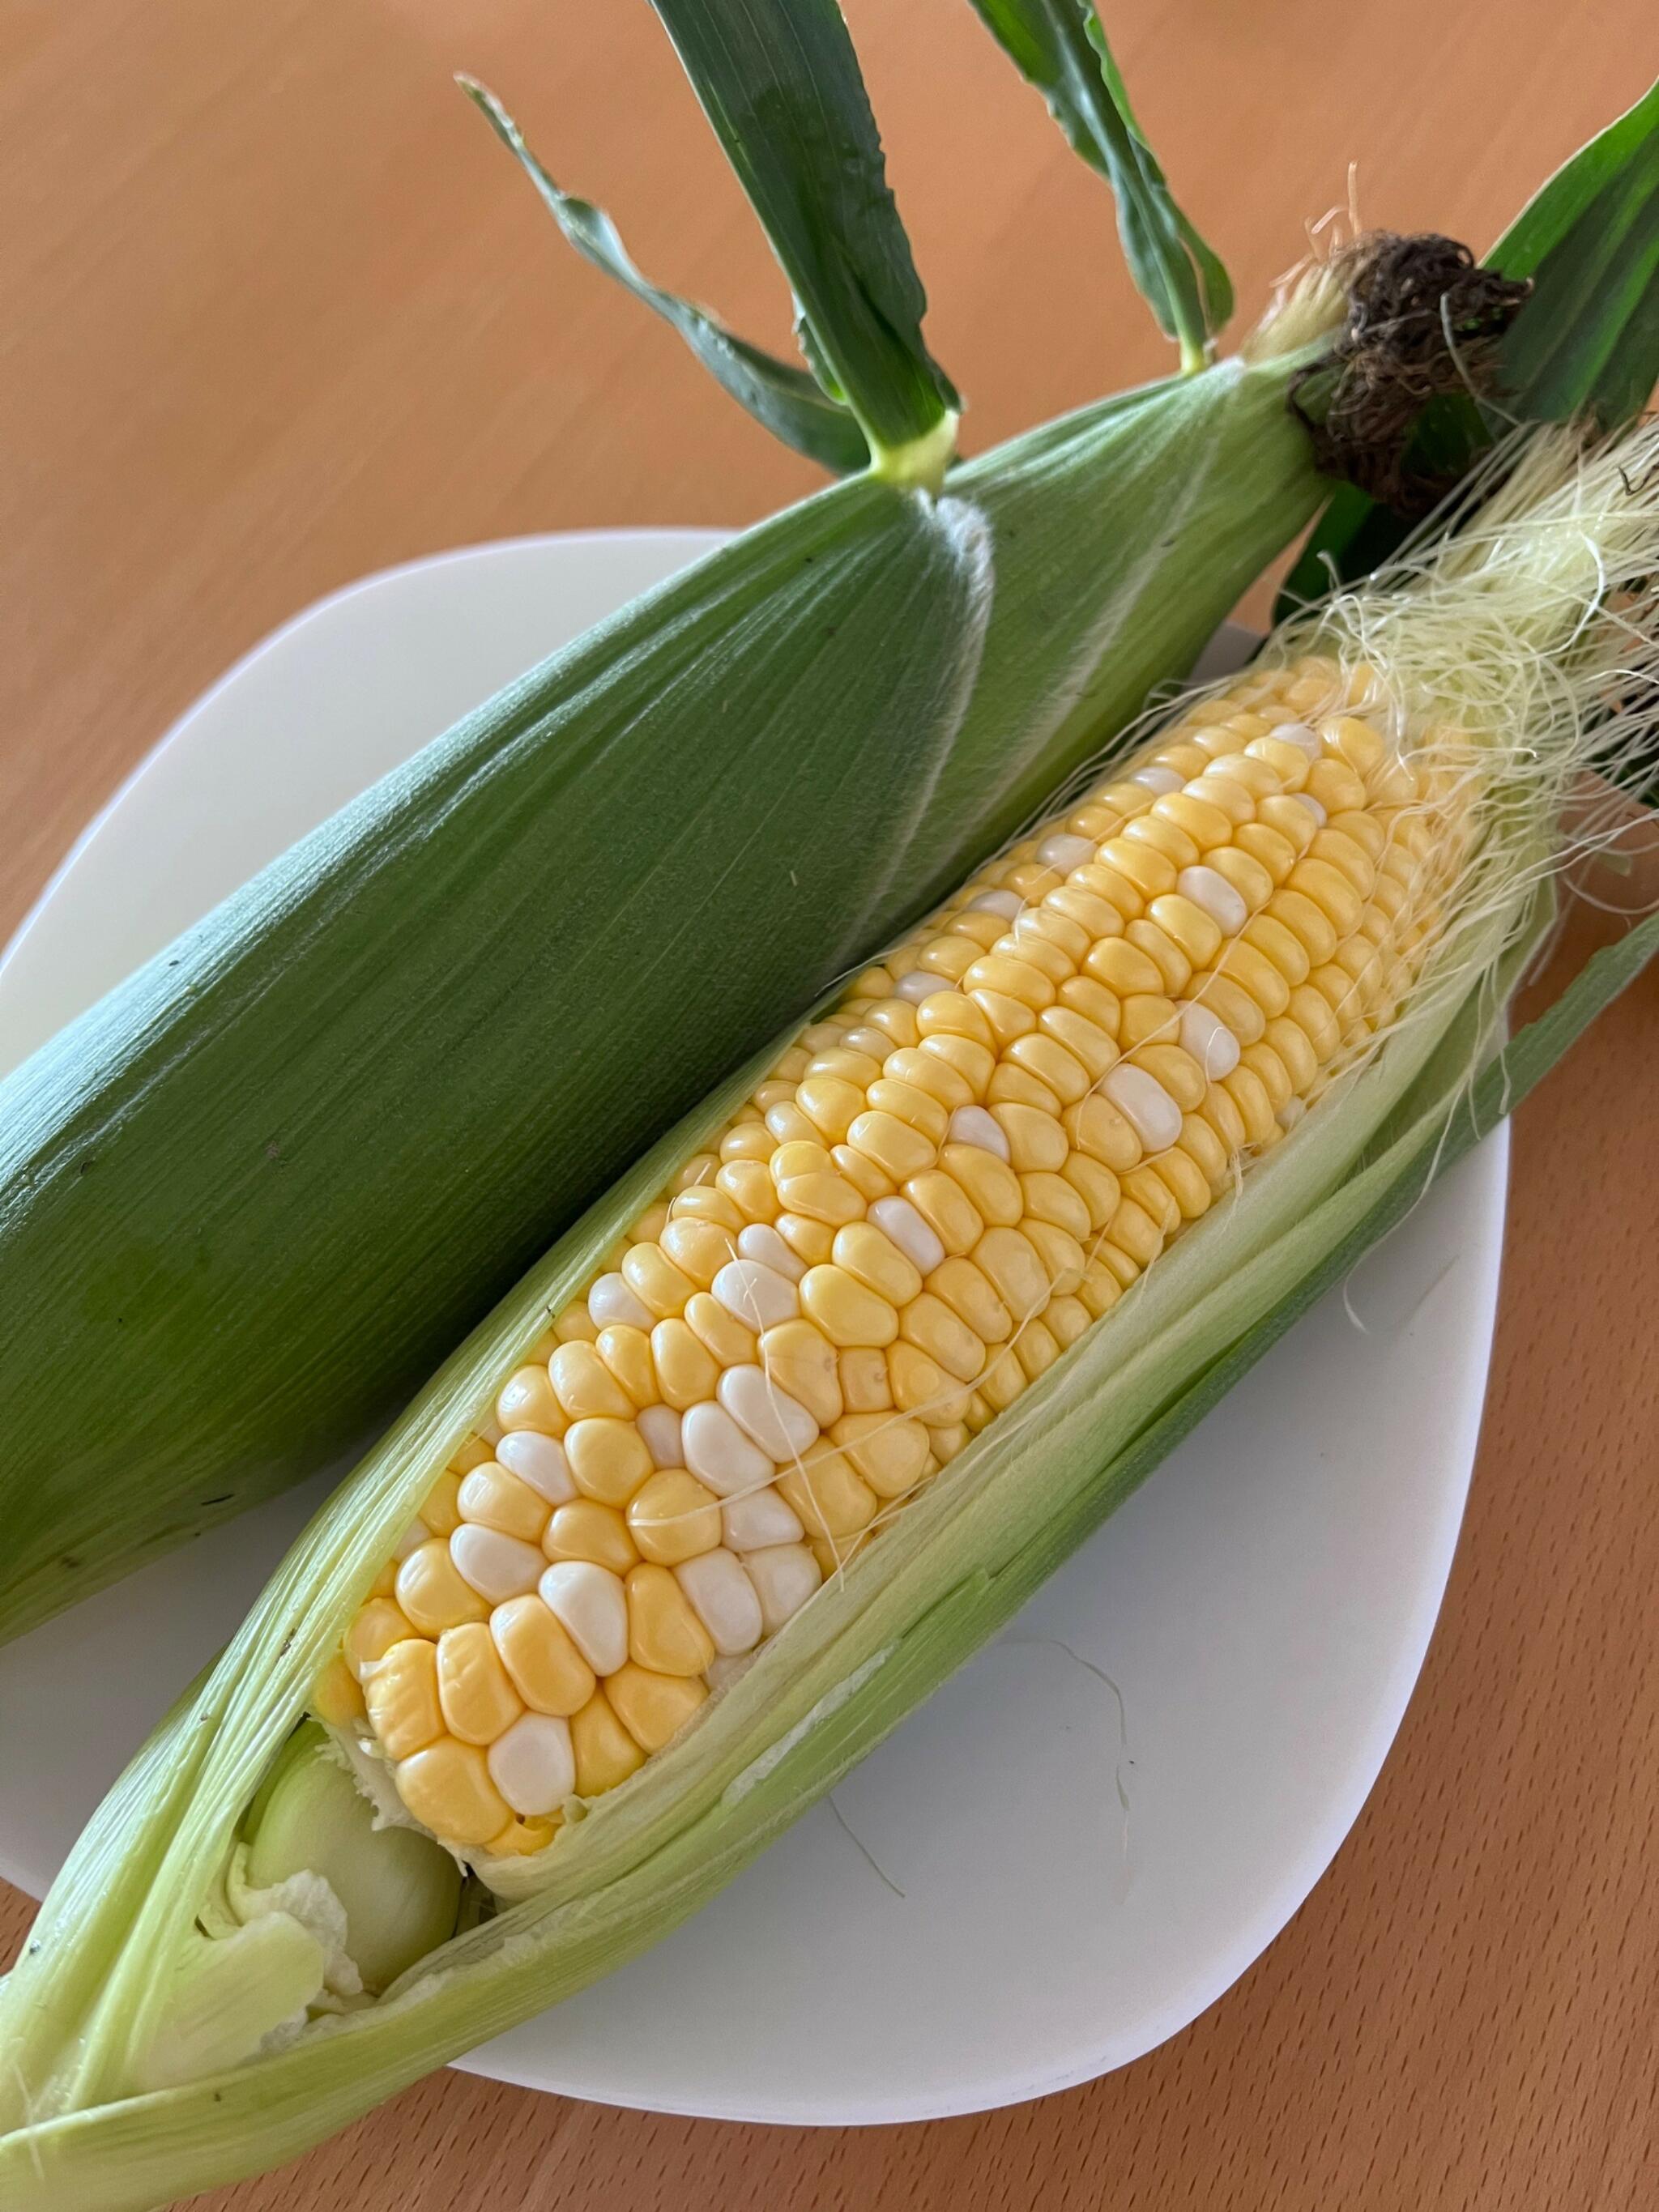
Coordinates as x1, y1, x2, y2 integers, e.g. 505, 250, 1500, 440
0, 531, 1508, 2124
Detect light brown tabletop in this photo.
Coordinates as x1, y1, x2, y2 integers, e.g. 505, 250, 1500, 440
3, 3, 1657, 2207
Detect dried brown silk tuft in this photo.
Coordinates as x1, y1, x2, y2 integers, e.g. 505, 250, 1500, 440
1290, 232, 1533, 514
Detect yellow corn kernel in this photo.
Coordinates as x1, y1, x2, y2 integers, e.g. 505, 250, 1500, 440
622, 1244, 698, 1319
969, 987, 1039, 1048
716, 1158, 779, 1222
1008, 1031, 1091, 1105
885, 1045, 973, 1113
491, 1595, 595, 1717
1062, 1151, 1122, 1229
1132, 1042, 1207, 1112
595, 1324, 658, 1410
1038, 1005, 1117, 1081
457, 1464, 548, 1545
838, 1345, 892, 1413
721, 1122, 775, 1163
979, 1345, 1026, 1411
847, 1108, 936, 1182
1222, 1063, 1277, 1145
544, 1498, 638, 1574
916, 990, 995, 1048
808, 1046, 884, 1086
1018, 1170, 1091, 1239
1306, 758, 1368, 815
801, 1264, 900, 1349
485, 1815, 561, 1859
660, 1217, 740, 1289
343, 1596, 417, 1681
395, 1544, 485, 1636
672, 1187, 748, 1233
1288, 858, 1363, 936
865, 1077, 949, 1147
774, 1211, 834, 1267
940, 1141, 1022, 1226
988, 1057, 1060, 1117
831, 1412, 932, 1500
1125, 918, 1193, 996
995, 1102, 1067, 1173
684, 1290, 758, 1370
833, 1221, 923, 1306
919, 1032, 996, 1099
627, 1472, 722, 1566
625, 1564, 717, 1676
1265, 1014, 1319, 1093
1064, 1093, 1144, 1174
1235, 820, 1300, 884
1013, 1321, 1060, 1384
548, 1340, 634, 1424
900, 1292, 986, 1382
929, 1255, 1013, 1345
437, 1621, 522, 1746
1152, 791, 1233, 850
777, 1161, 866, 1228
833, 1141, 896, 1203
496, 1364, 565, 1436
1148, 1144, 1213, 1222
1022, 1217, 1085, 1294
447, 1438, 495, 1477
795, 1075, 868, 1143
650, 1318, 719, 1410
1102, 833, 1179, 899
918, 931, 980, 976
1241, 911, 1311, 987
569, 1690, 646, 1796
1108, 1197, 1166, 1267
1085, 936, 1164, 996
1118, 992, 1181, 1050
1310, 827, 1379, 897
974, 1225, 1049, 1319
887, 1340, 968, 1421
564, 1417, 654, 1509
1081, 1251, 1131, 1307
904, 1168, 984, 1255
1045, 1294, 1090, 1349
778, 1444, 882, 1536
606, 1663, 709, 1754
396, 1738, 510, 1847
1177, 1110, 1230, 1188
1149, 892, 1224, 969
312, 1652, 366, 1727
755, 1319, 842, 1426
368, 1559, 399, 1601
1188, 970, 1269, 1046
1123, 1166, 1181, 1237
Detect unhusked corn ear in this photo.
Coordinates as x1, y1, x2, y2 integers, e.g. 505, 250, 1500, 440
329, 654, 1469, 1861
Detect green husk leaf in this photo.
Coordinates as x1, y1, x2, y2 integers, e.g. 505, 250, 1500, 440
966, 0, 1233, 366
0, 343, 1334, 1647
458, 79, 870, 475
647, 0, 958, 465
1277, 75, 1659, 616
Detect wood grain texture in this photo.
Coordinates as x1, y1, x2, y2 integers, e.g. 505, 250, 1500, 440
2, 3, 1656, 2207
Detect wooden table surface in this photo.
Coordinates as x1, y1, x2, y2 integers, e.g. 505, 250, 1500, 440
3, 3, 1657, 2206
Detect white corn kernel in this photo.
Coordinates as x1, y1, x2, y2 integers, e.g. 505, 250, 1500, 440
1272, 721, 1321, 757
488, 1712, 575, 1817
1178, 1001, 1241, 1079
968, 889, 1023, 919
737, 1222, 807, 1282
948, 1105, 1010, 1159
674, 1548, 764, 1655
1176, 864, 1248, 936
1102, 1063, 1183, 1151
1131, 765, 1183, 793
539, 1561, 629, 1676
497, 1430, 577, 1506
682, 1401, 775, 1495
712, 1258, 800, 1331
744, 1543, 823, 1634
637, 1403, 684, 1470
719, 1366, 819, 1460
450, 1524, 545, 1604
896, 971, 950, 1002
587, 1272, 655, 1331
869, 1195, 946, 1275
721, 1485, 805, 1552
1038, 831, 1096, 873
1292, 793, 1328, 824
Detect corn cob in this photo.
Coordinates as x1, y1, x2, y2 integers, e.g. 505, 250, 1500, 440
322, 654, 1464, 1857
3, 422, 1658, 2211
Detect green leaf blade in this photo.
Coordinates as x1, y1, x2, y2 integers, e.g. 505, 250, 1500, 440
461, 78, 869, 475
647, 0, 957, 458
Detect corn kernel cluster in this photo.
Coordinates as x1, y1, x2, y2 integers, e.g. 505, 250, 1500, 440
318, 655, 1469, 1858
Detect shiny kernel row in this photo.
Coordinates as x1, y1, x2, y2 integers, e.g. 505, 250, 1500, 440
322, 656, 1469, 1859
